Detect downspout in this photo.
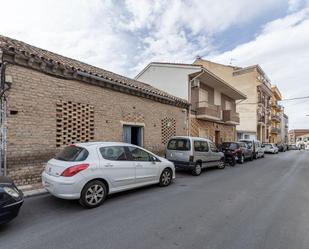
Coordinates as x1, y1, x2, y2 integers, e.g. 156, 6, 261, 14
188, 70, 205, 136
0, 49, 8, 176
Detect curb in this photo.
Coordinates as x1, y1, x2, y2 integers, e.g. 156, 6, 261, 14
23, 189, 48, 198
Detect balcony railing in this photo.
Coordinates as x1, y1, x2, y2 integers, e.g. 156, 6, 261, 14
222, 110, 240, 124
271, 114, 281, 122
195, 101, 221, 120
271, 127, 281, 134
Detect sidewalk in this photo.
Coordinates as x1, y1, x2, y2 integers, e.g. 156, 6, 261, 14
18, 183, 47, 198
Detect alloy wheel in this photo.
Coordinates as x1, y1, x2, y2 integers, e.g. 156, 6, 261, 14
161, 170, 172, 185
85, 184, 105, 206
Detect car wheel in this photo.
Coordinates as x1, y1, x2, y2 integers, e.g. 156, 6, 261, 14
238, 154, 245, 164
218, 159, 225, 169
192, 163, 202, 176
262, 153, 265, 158
229, 158, 236, 167
80, 180, 107, 208
159, 168, 173, 187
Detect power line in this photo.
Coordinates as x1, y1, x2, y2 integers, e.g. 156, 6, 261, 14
279, 96, 309, 102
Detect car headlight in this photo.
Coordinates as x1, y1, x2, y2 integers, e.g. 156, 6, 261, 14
3, 186, 20, 198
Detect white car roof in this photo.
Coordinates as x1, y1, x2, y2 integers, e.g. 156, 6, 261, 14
75, 142, 137, 147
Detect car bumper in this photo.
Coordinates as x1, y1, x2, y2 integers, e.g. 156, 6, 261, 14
0, 199, 23, 225
170, 160, 196, 170
42, 171, 81, 200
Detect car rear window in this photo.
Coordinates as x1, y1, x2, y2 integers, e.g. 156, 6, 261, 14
55, 146, 89, 161
167, 139, 191, 151
221, 143, 238, 150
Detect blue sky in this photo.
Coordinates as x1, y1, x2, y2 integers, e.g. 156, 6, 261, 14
1, 0, 309, 128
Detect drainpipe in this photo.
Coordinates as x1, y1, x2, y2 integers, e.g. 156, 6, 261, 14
0, 50, 8, 176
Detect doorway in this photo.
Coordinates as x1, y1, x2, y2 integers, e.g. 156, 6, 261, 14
123, 125, 143, 146
215, 130, 220, 146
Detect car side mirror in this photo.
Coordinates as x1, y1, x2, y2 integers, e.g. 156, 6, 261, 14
150, 156, 157, 163
261, 145, 265, 148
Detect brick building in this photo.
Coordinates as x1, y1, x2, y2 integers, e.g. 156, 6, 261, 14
0, 35, 189, 185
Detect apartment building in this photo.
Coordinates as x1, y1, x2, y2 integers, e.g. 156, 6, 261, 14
136, 62, 246, 145
269, 85, 282, 143
281, 113, 289, 143
194, 59, 272, 142
289, 129, 309, 144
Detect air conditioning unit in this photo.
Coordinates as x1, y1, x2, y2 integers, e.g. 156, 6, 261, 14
192, 79, 200, 88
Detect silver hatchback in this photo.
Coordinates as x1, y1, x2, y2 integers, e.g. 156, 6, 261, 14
165, 136, 225, 176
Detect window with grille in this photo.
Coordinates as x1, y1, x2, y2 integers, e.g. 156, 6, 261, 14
56, 100, 95, 147
161, 117, 176, 144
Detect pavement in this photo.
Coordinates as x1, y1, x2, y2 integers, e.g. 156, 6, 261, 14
1, 150, 309, 249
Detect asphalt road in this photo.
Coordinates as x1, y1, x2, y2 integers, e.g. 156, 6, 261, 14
1, 150, 309, 249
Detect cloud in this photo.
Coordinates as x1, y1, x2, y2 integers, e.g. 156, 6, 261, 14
1, 0, 308, 128
211, 7, 309, 129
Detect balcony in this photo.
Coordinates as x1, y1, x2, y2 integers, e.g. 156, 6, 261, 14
195, 102, 221, 121
222, 110, 240, 124
271, 114, 281, 122
271, 127, 281, 134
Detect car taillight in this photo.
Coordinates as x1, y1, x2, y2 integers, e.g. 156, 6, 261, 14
61, 164, 89, 177
189, 156, 194, 162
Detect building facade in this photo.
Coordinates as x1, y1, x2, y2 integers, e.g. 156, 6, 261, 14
281, 113, 289, 143
288, 129, 309, 144
0, 35, 189, 185
194, 59, 272, 142
136, 62, 246, 145
269, 86, 282, 143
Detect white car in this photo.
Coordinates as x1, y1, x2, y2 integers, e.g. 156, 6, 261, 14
42, 142, 175, 208
263, 143, 279, 154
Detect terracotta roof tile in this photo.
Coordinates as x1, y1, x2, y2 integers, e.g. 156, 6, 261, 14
0, 35, 188, 106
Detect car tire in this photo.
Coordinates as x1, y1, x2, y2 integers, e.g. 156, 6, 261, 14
79, 180, 107, 209
192, 163, 202, 176
159, 168, 173, 187
262, 153, 265, 158
218, 158, 225, 169
229, 158, 236, 167
249, 154, 253, 161
238, 154, 245, 164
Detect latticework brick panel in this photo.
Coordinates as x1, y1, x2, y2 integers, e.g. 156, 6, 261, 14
191, 118, 199, 137
161, 117, 176, 144
56, 100, 94, 147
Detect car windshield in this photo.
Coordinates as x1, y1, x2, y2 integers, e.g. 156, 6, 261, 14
167, 139, 191, 151
55, 146, 89, 161
264, 144, 272, 148
221, 143, 238, 150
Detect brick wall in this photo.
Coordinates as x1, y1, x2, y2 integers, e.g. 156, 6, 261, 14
191, 118, 235, 142
5, 65, 188, 185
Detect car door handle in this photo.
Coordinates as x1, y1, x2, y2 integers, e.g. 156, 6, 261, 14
104, 163, 114, 167
136, 164, 143, 168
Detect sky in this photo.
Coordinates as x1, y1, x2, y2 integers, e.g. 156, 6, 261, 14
1, 0, 309, 129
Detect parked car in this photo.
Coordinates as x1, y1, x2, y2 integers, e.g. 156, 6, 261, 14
0, 176, 24, 225
239, 139, 264, 159
263, 143, 279, 154
165, 136, 225, 176
42, 142, 175, 208
277, 143, 287, 152
220, 142, 253, 165
288, 144, 298, 150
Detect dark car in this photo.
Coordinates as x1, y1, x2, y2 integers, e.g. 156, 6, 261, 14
220, 142, 253, 166
0, 176, 23, 225
277, 143, 287, 152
